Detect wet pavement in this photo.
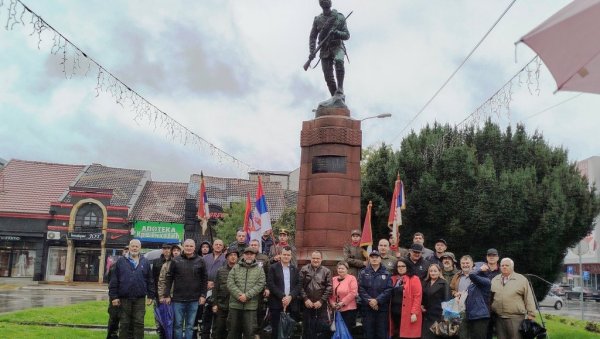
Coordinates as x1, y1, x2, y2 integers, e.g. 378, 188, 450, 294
0, 288, 108, 314
541, 298, 600, 322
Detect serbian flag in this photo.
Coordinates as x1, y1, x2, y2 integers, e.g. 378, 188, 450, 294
388, 174, 406, 246
250, 177, 272, 248
243, 193, 253, 244
197, 172, 210, 219
360, 201, 373, 252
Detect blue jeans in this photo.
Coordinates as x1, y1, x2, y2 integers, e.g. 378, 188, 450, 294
173, 301, 199, 339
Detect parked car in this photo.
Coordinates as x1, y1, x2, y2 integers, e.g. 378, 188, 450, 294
550, 284, 568, 296
565, 287, 600, 301
539, 292, 563, 310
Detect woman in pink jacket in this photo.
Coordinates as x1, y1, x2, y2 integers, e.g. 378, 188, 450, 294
389, 257, 422, 339
329, 261, 358, 329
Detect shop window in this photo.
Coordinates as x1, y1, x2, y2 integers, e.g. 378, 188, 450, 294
75, 203, 103, 232
11, 250, 35, 277
46, 247, 68, 281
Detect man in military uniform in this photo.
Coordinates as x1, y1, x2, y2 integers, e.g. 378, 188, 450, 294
343, 229, 366, 277
309, 0, 350, 96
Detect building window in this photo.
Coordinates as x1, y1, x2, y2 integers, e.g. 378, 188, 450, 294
74, 203, 103, 231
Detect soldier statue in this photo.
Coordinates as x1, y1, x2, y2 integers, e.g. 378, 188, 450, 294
308, 0, 350, 98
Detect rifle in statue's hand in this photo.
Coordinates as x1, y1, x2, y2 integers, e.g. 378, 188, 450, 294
303, 11, 352, 71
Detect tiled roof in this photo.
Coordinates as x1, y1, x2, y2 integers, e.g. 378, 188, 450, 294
0, 159, 84, 214
188, 175, 287, 221
63, 164, 149, 208
130, 181, 187, 223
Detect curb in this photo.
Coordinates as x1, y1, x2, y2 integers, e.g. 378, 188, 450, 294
20, 286, 107, 293
0, 321, 154, 332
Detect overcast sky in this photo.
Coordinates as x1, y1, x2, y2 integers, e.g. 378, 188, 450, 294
1, 0, 598, 182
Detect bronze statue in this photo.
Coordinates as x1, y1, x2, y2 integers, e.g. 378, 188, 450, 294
307, 0, 350, 99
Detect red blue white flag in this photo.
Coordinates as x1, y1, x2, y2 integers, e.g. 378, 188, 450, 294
388, 174, 406, 246
197, 172, 210, 219
251, 176, 272, 246
243, 193, 253, 244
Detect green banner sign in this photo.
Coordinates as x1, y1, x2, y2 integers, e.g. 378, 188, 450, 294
134, 221, 183, 243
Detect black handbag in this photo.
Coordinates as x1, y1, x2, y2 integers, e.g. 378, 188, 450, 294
519, 319, 547, 339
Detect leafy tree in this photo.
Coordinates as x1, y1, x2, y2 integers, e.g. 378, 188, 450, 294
216, 204, 297, 246
362, 121, 600, 297
216, 202, 245, 245
273, 207, 296, 243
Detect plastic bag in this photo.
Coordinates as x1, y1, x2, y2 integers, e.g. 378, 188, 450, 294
277, 311, 297, 339
441, 294, 466, 320
332, 311, 352, 339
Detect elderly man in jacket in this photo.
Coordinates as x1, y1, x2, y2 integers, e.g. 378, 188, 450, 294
300, 250, 332, 338
227, 246, 266, 339
358, 250, 393, 339
108, 239, 154, 339
491, 258, 536, 339
161, 239, 208, 339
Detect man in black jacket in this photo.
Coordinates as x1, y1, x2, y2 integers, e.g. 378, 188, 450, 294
267, 246, 300, 337
161, 239, 208, 339
108, 239, 154, 339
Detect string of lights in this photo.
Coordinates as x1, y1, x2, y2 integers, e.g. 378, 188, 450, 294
421, 56, 542, 163
390, 0, 518, 144
1, 0, 253, 175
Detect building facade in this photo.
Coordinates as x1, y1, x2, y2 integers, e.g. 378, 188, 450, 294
563, 156, 600, 288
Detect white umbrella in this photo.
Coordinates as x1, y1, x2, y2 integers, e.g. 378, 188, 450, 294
519, 0, 600, 94
144, 249, 163, 261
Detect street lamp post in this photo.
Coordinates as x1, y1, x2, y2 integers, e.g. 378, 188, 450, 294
360, 113, 392, 121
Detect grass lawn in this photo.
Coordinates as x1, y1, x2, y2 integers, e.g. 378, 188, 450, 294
0, 301, 599, 338
0, 300, 155, 326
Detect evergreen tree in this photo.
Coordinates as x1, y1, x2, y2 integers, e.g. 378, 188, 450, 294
362, 121, 600, 297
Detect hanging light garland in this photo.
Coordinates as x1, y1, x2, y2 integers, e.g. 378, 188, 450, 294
1, 0, 253, 175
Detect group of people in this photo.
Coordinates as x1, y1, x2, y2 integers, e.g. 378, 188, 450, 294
107, 229, 537, 339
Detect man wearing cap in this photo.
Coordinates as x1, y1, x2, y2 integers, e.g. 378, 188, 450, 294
270, 229, 297, 267
378, 238, 398, 274
412, 232, 434, 258
162, 239, 208, 339
427, 238, 448, 266
358, 250, 392, 339
227, 246, 266, 339
406, 243, 430, 281
151, 243, 173, 339
343, 229, 367, 277
212, 247, 238, 339
261, 228, 275, 255
300, 250, 332, 338
481, 248, 500, 339
440, 252, 459, 286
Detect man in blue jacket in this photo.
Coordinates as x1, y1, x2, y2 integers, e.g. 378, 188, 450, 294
108, 239, 154, 339
463, 256, 492, 339
358, 250, 392, 339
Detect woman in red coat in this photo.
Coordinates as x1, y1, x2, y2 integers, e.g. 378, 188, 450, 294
389, 258, 422, 338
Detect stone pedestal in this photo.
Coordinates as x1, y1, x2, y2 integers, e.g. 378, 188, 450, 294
295, 107, 361, 266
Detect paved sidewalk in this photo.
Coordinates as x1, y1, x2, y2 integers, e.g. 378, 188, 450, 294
22, 282, 108, 293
